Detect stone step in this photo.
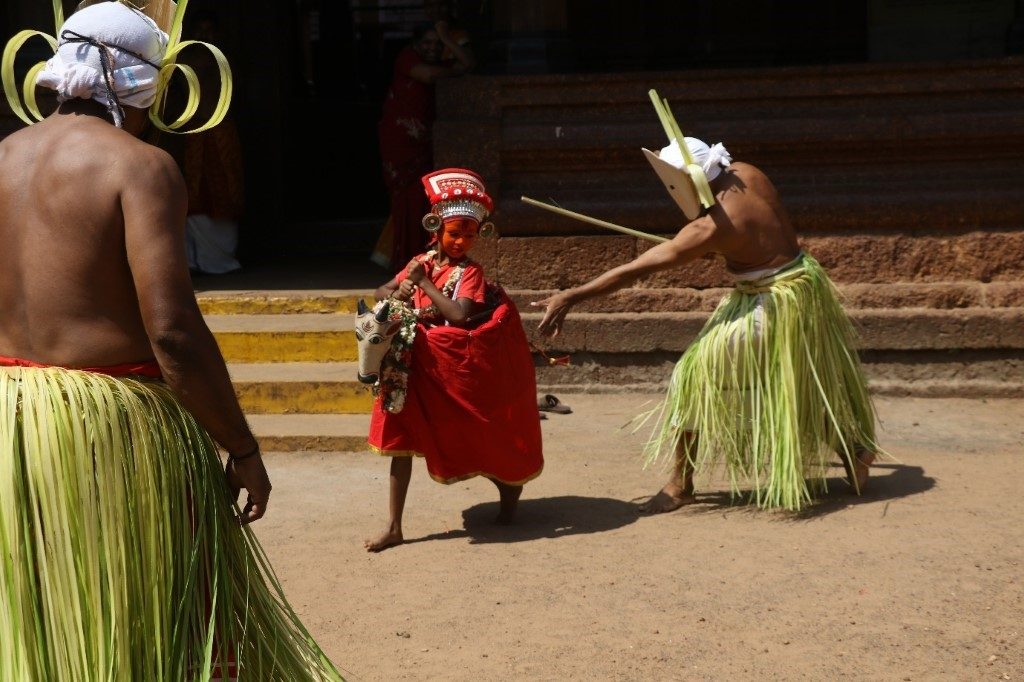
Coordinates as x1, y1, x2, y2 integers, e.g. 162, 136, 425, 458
536, 377, 1024, 400
531, 346, 1024, 399
470, 233, 1024, 290
519, 308, 1024, 353
508, 282, 1024, 313
197, 290, 370, 315
206, 314, 356, 363
248, 413, 372, 452
248, 377, 1021, 455
228, 362, 372, 414
196, 282, 1024, 317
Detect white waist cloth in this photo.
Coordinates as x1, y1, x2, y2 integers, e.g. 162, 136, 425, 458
729, 252, 804, 283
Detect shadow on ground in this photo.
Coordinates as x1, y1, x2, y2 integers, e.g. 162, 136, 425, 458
628, 463, 935, 521
404, 495, 640, 546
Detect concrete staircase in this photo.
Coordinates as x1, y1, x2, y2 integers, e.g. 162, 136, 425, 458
198, 291, 374, 453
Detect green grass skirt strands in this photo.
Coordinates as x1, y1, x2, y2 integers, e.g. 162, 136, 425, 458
643, 253, 881, 511
0, 367, 342, 681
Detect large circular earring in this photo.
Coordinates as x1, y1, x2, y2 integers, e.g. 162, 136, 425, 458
422, 213, 442, 232
479, 222, 496, 238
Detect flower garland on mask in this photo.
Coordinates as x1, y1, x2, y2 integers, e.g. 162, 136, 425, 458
375, 250, 470, 413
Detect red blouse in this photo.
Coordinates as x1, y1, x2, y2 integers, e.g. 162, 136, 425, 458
394, 256, 486, 312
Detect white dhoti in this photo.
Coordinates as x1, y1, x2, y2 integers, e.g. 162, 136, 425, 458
185, 214, 241, 274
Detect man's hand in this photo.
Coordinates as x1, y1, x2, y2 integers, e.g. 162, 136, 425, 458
225, 452, 272, 524
531, 291, 575, 338
395, 278, 417, 302
406, 258, 429, 285
434, 20, 452, 43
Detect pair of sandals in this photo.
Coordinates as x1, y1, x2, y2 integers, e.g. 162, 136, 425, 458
538, 394, 572, 420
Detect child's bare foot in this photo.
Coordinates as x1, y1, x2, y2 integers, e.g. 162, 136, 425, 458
493, 480, 523, 524
638, 482, 696, 514
849, 449, 875, 494
364, 526, 404, 552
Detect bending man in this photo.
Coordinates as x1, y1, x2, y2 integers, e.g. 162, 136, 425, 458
535, 136, 880, 513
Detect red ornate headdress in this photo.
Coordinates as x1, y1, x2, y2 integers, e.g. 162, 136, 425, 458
421, 168, 496, 237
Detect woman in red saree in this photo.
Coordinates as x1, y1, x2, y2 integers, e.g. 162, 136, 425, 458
373, 22, 474, 269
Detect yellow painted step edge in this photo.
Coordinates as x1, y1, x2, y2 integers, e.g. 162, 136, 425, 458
214, 332, 356, 363
198, 295, 365, 315
235, 381, 374, 415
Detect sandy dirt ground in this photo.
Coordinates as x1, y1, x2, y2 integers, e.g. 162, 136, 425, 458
253, 395, 1023, 681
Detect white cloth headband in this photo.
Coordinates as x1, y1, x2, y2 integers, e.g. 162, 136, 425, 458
35, 2, 168, 127
659, 137, 733, 182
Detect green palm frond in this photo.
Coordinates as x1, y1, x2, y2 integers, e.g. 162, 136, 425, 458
0, 368, 343, 680
643, 254, 881, 511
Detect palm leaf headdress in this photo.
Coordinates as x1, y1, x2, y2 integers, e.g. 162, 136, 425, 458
2, 0, 232, 133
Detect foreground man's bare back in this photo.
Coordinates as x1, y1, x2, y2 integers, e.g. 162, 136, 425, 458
0, 110, 182, 366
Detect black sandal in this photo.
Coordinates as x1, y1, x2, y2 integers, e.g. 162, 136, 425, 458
537, 394, 572, 414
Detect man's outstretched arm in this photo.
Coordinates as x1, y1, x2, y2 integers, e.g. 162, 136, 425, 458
533, 214, 719, 337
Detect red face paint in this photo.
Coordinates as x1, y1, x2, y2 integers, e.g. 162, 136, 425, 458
440, 217, 479, 259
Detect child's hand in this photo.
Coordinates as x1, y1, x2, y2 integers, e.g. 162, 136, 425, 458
395, 278, 416, 302
405, 259, 428, 284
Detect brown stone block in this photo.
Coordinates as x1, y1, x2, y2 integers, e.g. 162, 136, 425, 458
486, 233, 1024, 290
531, 287, 729, 311
469, 235, 499, 274
531, 349, 1024, 397
433, 121, 502, 196
509, 288, 707, 314
805, 232, 1024, 284
436, 76, 500, 119
983, 282, 1024, 307
490, 235, 637, 289
512, 283, 1009, 313
521, 312, 709, 353
852, 309, 1024, 350
839, 283, 982, 309
519, 308, 1024, 354
495, 232, 1024, 288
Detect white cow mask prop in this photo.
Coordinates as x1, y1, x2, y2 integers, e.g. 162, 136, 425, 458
354, 299, 402, 384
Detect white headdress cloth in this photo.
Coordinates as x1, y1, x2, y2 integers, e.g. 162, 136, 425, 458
36, 2, 169, 127
659, 137, 733, 182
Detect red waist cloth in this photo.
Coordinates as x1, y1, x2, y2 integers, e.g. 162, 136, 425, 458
0, 355, 162, 378
367, 289, 544, 485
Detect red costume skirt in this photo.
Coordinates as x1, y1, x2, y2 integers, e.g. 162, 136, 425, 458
367, 292, 544, 485
0, 355, 162, 378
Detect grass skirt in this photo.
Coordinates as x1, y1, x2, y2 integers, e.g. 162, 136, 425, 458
0, 367, 342, 680
644, 253, 880, 511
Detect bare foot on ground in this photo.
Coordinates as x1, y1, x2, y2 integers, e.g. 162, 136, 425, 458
493, 481, 523, 524
364, 527, 404, 552
638, 483, 696, 514
850, 450, 875, 494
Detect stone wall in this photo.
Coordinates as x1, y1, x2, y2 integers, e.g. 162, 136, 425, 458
434, 58, 1024, 396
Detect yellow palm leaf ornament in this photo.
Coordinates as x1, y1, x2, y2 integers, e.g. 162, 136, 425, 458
2, 0, 231, 133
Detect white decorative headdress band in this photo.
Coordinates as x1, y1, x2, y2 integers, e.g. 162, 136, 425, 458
431, 198, 489, 223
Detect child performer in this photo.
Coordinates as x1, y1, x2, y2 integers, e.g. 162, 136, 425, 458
365, 168, 543, 551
